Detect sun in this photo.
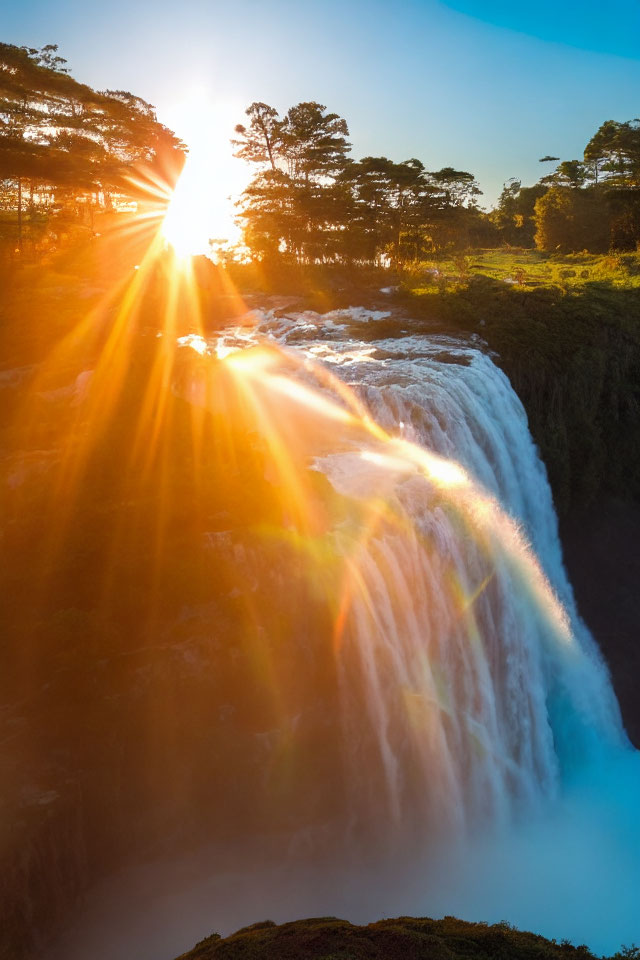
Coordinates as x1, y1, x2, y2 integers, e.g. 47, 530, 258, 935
161, 150, 215, 257
160, 91, 245, 258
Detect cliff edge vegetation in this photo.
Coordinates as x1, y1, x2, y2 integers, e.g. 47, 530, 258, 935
173, 915, 638, 960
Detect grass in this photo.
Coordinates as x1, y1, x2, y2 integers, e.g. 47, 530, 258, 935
392, 249, 640, 515
400, 248, 640, 295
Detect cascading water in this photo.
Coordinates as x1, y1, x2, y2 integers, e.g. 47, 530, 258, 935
49, 305, 640, 960
229, 307, 627, 837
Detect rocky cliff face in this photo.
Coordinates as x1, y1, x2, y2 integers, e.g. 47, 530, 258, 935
561, 500, 640, 748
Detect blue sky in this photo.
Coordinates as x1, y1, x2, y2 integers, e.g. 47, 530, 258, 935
3, 0, 640, 205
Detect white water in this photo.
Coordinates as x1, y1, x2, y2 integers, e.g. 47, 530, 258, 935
222, 307, 640, 942
50, 306, 640, 959
239, 307, 627, 826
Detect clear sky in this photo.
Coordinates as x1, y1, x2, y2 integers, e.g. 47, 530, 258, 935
3, 0, 640, 206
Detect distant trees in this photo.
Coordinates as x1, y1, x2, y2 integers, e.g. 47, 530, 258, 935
234, 103, 640, 263
539, 160, 589, 190
491, 179, 547, 246
233, 99, 482, 265
493, 119, 640, 254
5, 49, 638, 263
581, 120, 640, 249
0, 42, 186, 250
233, 100, 350, 182
533, 187, 610, 253
584, 119, 640, 188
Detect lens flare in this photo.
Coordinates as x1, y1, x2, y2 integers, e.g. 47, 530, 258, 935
9, 220, 632, 959
161, 149, 214, 257
160, 93, 245, 258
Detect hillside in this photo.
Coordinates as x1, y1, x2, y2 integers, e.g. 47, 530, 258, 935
173, 915, 619, 960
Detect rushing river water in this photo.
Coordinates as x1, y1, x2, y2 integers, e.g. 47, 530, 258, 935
49, 305, 640, 960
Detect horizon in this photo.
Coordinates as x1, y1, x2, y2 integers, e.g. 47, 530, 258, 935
3, 0, 640, 207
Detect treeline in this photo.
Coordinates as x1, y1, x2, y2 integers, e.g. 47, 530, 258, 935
0, 42, 185, 251
494, 120, 640, 253
232, 101, 491, 265
234, 101, 640, 262
2, 39, 638, 263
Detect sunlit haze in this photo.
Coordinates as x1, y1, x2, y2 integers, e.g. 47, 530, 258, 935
161, 91, 244, 255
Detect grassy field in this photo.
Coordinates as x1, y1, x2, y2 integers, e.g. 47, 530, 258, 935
402, 248, 640, 294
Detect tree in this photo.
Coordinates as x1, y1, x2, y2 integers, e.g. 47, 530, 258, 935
277, 101, 350, 182
492, 179, 547, 246
534, 187, 610, 253
232, 102, 280, 171
338, 156, 428, 263
428, 167, 481, 207
585, 119, 640, 188
235, 98, 481, 264
527, 118, 640, 251
28, 43, 69, 73
0, 42, 185, 216
540, 160, 589, 189
234, 100, 352, 263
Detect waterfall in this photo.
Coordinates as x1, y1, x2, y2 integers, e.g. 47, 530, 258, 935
48, 307, 640, 960
224, 307, 628, 844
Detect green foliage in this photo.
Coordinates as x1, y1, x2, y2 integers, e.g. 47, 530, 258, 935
234, 100, 483, 266
399, 249, 640, 513
232, 102, 281, 170
233, 101, 350, 181
492, 119, 640, 253
172, 914, 609, 960
0, 42, 185, 184
540, 160, 589, 190
584, 120, 640, 188
492, 179, 547, 247
534, 188, 610, 253
0, 41, 186, 254
279, 101, 350, 181
525, 119, 640, 252
611, 947, 640, 960
231, 104, 640, 261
